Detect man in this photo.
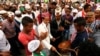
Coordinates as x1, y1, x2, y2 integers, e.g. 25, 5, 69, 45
92, 6, 100, 47
38, 12, 57, 56
62, 7, 73, 40
71, 17, 88, 56
18, 16, 36, 56
48, 2, 57, 20
14, 10, 24, 49
22, 4, 35, 19
2, 12, 20, 56
74, 3, 91, 20
50, 7, 64, 51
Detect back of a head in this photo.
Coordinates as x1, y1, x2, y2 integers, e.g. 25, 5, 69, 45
22, 16, 33, 26
51, 2, 57, 6
74, 17, 86, 26
78, 41, 100, 56
83, 3, 91, 10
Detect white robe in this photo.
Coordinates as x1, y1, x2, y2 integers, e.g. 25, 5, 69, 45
38, 22, 53, 50
0, 30, 11, 51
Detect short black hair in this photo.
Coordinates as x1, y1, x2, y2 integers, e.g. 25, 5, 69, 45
83, 3, 91, 10
22, 16, 33, 26
78, 41, 100, 56
74, 17, 86, 26
75, 1, 80, 4
67, 7, 72, 11
51, 2, 57, 5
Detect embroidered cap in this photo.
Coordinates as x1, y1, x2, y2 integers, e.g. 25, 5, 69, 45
28, 40, 40, 52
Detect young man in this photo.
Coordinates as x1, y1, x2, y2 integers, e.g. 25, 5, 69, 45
18, 16, 37, 56
70, 17, 89, 56
62, 7, 73, 40
71, 17, 88, 49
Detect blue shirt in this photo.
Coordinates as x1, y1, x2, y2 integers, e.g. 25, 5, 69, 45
71, 30, 88, 49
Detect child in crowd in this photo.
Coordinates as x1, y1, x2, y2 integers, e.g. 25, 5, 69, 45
18, 16, 37, 56
28, 40, 46, 56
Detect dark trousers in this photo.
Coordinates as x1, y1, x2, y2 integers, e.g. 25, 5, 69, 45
8, 37, 21, 56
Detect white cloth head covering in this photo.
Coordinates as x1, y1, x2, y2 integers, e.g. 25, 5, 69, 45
0, 10, 7, 14
72, 9, 78, 13
96, 6, 100, 11
65, 5, 69, 8
19, 4, 25, 6
41, 3, 48, 9
35, 4, 39, 7
7, 12, 14, 17
28, 40, 40, 52
55, 7, 61, 15
25, 4, 31, 10
15, 10, 21, 15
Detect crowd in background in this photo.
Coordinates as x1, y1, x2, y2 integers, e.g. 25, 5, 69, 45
0, 0, 100, 56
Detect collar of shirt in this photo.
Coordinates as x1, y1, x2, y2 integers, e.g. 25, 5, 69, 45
41, 22, 50, 33
15, 16, 22, 23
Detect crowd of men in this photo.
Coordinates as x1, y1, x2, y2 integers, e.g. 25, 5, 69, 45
0, 0, 100, 56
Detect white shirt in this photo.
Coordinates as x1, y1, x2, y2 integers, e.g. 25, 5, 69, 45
38, 22, 53, 50
73, 10, 86, 20
15, 16, 22, 23
32, 10, 40, 19
73, 11, 82, 20
62, 9, 66, 16
0, 30, 10, 51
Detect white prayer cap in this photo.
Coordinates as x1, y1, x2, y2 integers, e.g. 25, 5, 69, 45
28, 40, 40, 52
96, 6, 100, 11
65, 5, 69, 8
15, 10, 21, 15
19, 4, 25, 6
25, 4, 31, 10
35, 4, 39, 7
72, 9, 78, 13
7, 12, 14, 17
0, 10, 7, 14
6, 1, 10, 5
55, 7, 61, 15
41, 3, 48, 9
79, 6, 83, 9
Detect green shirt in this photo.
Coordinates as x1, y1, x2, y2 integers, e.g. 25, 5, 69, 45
20, 6, 25, 12
33, 51, 46, 56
